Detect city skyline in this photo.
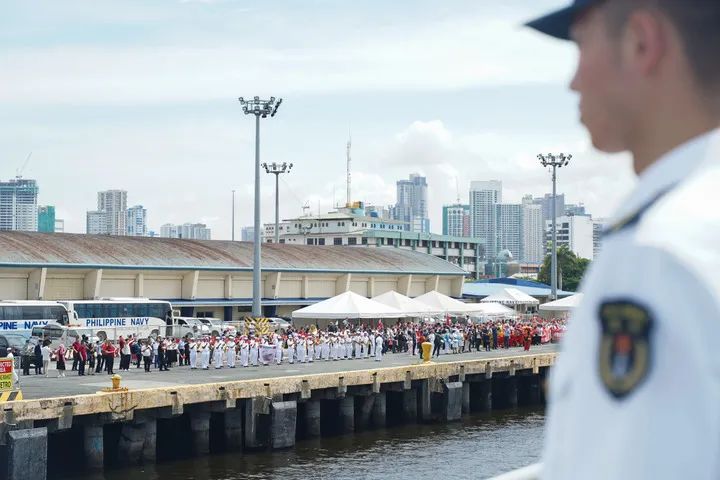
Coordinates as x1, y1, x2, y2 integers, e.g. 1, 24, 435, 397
2, 1, 637, 240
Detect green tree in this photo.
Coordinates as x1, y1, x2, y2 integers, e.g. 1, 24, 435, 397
538, 244, 591, 292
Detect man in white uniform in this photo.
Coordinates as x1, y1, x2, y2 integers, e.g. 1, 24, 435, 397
526, 2, 720, 479
249, 338, 259, 367
226, 337, 236, 368
374, 333, 383, 362
199, 338, 210, 370
213, 339, 223, 369
240, 338, 249, 368
189, 339, 198, 369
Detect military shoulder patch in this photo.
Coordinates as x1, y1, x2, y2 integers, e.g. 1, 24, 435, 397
598, 300, 654, 400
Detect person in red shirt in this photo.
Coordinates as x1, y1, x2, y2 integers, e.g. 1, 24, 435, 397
77, 341, 88, 376
101, 339, 116, 375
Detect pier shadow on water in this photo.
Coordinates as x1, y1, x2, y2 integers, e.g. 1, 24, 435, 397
53, 407, 545, 480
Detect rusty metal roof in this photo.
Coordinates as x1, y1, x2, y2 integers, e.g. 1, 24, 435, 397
0, 232, 466, 275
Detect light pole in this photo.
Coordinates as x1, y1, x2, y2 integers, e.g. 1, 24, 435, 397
262, 162, 293, 244
538, 153, 572, 300
239, 95, 282, 318
231, 190, 235, 241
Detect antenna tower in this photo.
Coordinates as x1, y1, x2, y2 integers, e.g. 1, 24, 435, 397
346, 133, 351, 207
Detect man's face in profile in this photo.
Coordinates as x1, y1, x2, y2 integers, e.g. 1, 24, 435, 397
570, 6, 631, 154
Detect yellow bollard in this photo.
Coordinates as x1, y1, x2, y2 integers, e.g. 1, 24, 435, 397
111, 374, 121, 390
421, 342, 433, 363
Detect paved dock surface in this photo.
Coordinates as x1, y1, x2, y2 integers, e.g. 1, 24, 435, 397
15, 344, 558, 400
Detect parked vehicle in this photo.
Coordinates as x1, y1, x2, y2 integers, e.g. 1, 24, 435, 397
168, 317, 211, 338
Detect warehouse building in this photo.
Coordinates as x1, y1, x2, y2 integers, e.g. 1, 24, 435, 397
0, 232, 466, 319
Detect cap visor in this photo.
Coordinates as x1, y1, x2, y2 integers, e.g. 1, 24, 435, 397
525, 6, 576, 40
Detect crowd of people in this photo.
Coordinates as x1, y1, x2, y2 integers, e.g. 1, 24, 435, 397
7, 317, 566, 379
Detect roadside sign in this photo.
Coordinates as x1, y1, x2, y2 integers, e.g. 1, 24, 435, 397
0, 358, 14, 392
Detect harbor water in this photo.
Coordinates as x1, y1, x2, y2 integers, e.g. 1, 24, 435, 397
64, 408, 544, 480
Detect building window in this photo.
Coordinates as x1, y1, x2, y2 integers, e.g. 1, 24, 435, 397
334, 237, 343, 245
404, 239, 411, 246
279, 239, 285, 244
362, 237, 368, 245
307, 238, 314, 245
348, 237, 357, 245
318, 238, 325, 245
387, 238, 394, 246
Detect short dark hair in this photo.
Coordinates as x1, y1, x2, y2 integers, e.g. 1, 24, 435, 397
603, 0, 720, 94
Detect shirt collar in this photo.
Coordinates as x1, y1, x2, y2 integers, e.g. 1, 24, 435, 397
611, 128, 720, 225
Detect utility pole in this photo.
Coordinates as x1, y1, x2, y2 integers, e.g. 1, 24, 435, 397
238, 96, 282, 317
262, 162, 293, 244
538, 153, 572, 300
231, 190, 235, 241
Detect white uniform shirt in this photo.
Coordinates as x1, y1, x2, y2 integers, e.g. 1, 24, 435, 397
542, 129, 720, 480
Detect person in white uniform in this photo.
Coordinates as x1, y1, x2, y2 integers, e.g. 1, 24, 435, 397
249, 339, 259, 367
213, 340, 223, 369
199, 339, 210, 370
274, 335, 283, 365
240, 338, 249, 368
226, 338, 236, 368
374, 333, 383, 362
189, 339, 198, 369
321, 336, 330, 361
526, 2, 720, 479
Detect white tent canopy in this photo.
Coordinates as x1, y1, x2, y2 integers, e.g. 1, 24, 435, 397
480, 287, 540, 306
372, 290, 441, 316
413, 290, 474, 315
465, 302, 516, 316
539, 293, 584, 312
291, 291, 404, 320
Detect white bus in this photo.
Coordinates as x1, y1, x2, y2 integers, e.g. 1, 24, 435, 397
60, 298, 173, 341
0, 301, 69, 334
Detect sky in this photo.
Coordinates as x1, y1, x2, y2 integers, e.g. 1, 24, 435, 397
1, 0, 637, 238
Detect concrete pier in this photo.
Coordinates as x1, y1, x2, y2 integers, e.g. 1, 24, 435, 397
372, 392, 386, 427
0, 351, 556, 480
189, 411, 211, 455
271, 401, 297, 449
506, 377, 519, 409
142, 420, 157, 463
83, 425, 104, 469
443, 382, 463, 422
339, 396, 355, 433
418, 379, 433, 422
244, 397, 270, 449
224, 408, 244, 450
7, 428, 47, 480
462, 382, 470, 414
303, 400, 321, 437
402, 388, 418, 423
357, 395, 375, 430
117, 423, 146, 465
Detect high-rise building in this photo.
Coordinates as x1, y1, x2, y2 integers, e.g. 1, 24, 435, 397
442, 204, 470, 237
469, 180, 502, 257
0, 178, 39, 231
160, 223, 211, 240
593, 218, 610, 259
97, 190, 127, 236
392, 174, 429, 233
38, 205, 56, 233
565, 203, 590, 217
521, 200, 544, 264
241, 226, 255, 242
546, 215, 594, 261
534, 193, 565, 225
494, 203, 522, 261
126, 205, 147, 236
86, 211, 107, 235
